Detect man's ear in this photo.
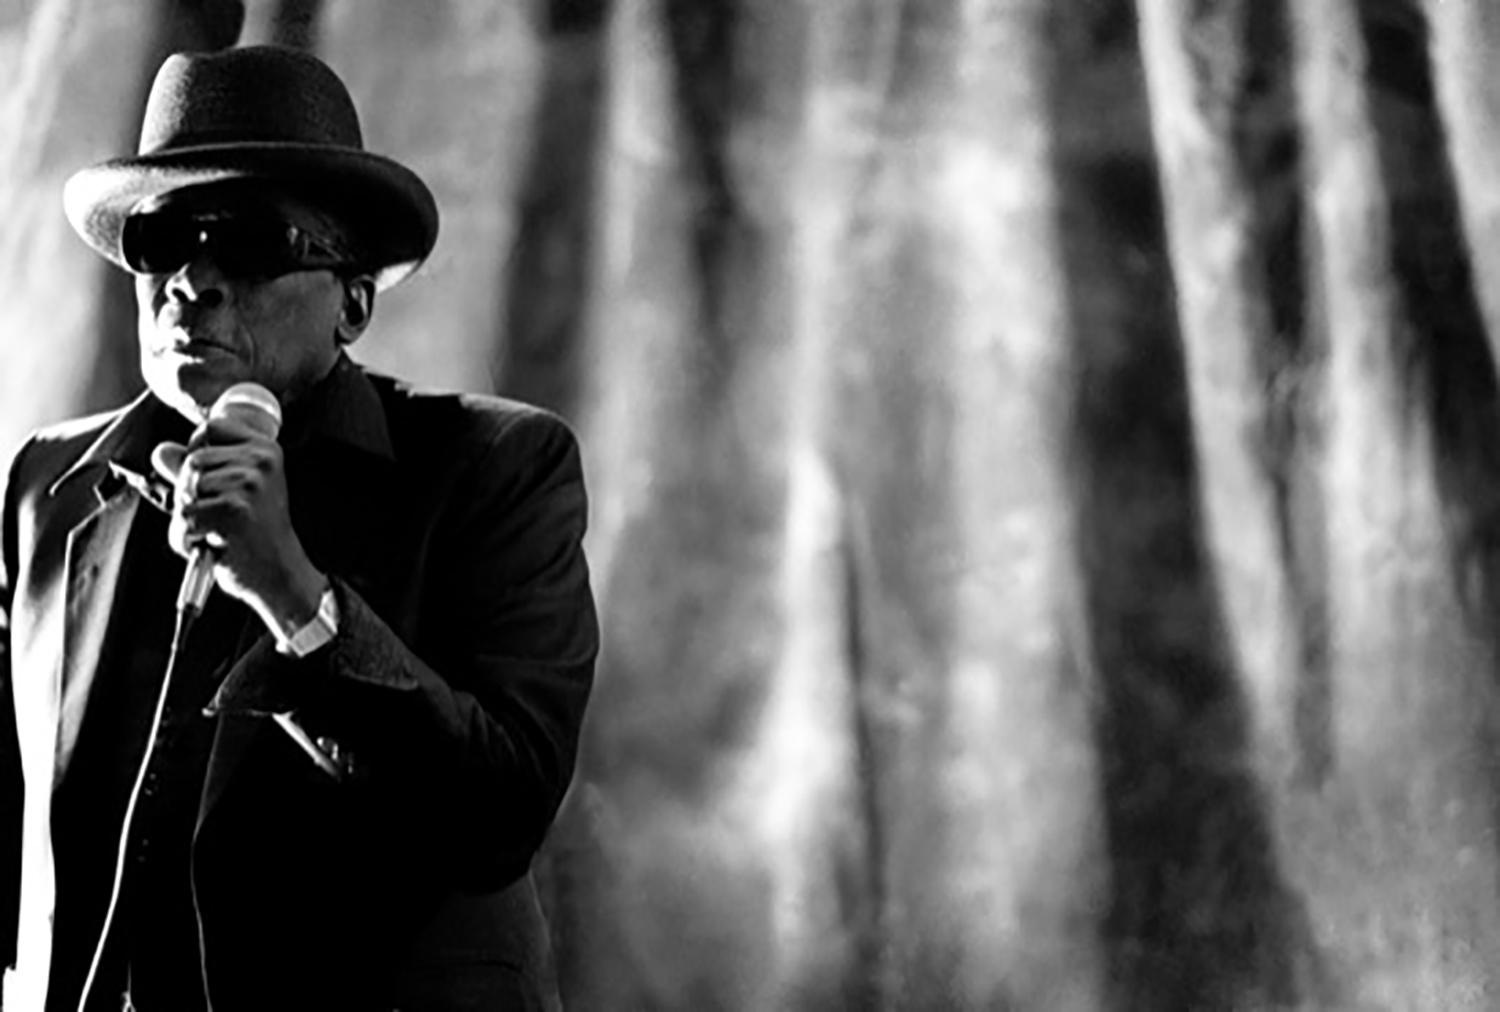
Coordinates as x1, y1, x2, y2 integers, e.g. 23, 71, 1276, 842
335, 275, 376, 345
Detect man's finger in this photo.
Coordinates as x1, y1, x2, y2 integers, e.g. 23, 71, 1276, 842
182, 445, 270, 474
188, 415, 274, 451
180, 466, 263, 507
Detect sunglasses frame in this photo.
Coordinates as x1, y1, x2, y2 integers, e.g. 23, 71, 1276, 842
120, 209, 353, 279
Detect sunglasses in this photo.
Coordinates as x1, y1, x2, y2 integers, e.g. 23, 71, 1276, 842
120, 209, 352, 278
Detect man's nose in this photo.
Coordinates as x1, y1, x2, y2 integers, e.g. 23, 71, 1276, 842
164, 253, 227, 306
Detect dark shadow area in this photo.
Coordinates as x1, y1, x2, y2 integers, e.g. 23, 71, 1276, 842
1046, 2, 1329, 1007
660, 0, 742, 367
629, 0, 778, 413
491, 1, 610, 417
1354, 1, 1500, 639
831, 510, 890, 1012
547, 0, 609, 35
1060, 158, 1327, 1009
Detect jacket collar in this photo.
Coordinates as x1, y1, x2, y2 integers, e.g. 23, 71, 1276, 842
46, 353, 394, 503
46, 392, 181, 504
279, 352, 395, 462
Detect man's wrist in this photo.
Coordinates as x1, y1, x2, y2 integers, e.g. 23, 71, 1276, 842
261, 563, 326, 635
262, 562, 337, 656
275, 583, 340, 657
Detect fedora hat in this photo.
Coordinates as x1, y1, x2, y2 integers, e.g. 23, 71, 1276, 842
63, 45, 438, 290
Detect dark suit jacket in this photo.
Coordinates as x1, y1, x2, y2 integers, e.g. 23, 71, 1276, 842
0, 356, 597, 1010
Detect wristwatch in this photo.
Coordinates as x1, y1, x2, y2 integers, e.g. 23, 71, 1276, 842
277, 586, 340, 657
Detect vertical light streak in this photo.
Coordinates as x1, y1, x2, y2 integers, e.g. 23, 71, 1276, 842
872, 2, 1106, 1007
1294, 0, 1500, 1005
1136, 0, 1307, 779
1426, 0, 1500, 362
572, 0, 682, 592
562, 0, 803, 1006
747, 3, 888, 1004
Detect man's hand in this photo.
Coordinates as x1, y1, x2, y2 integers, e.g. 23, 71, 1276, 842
152, 415, 326, 638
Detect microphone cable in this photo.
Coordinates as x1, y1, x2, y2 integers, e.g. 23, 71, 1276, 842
75, 382, 273, 1009
76, 600, 202, 1011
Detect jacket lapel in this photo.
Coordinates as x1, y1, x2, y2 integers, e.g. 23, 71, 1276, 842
43, 393, 181, 780
56, 483, 142, 778
6, 481, 140, 999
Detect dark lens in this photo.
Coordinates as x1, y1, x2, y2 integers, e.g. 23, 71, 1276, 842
121, 213, 199, 274
122, 211, 341, 278
205, 218, 299, 277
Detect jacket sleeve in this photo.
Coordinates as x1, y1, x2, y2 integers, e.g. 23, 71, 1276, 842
208, 409, 598, 887
0, 439, 31, 971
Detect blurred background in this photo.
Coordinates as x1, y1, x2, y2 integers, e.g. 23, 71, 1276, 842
6, 0, 1500, 1008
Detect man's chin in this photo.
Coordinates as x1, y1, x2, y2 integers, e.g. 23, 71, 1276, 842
145, 361, 246, 422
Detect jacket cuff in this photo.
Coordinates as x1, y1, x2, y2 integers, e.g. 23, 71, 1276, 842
206, 577, 418, 716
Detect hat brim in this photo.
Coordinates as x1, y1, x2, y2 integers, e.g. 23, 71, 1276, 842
63, 142, 439, 290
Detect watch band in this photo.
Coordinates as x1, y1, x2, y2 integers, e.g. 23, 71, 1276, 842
278, 586, 340, 657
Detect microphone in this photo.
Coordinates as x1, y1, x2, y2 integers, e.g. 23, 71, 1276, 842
168, 382, 283, 617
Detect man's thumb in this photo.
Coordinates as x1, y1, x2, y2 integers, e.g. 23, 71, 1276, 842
150, 441, 188, 485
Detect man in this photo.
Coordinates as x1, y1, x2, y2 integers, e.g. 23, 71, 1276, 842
0, 45, 597, 1011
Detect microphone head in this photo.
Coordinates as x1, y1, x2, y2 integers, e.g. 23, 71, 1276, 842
210, 382, 282, 438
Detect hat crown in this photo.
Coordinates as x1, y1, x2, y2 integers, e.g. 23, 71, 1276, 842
138, 46, 364, 154
65, 44, 438, 289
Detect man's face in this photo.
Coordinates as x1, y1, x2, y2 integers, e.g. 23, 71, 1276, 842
130, 183, 355, 422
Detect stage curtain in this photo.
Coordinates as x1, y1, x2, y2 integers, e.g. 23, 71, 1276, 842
4, 1, 1500, 1008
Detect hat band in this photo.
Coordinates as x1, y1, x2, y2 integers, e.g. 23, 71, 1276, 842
142, 126, 361, 155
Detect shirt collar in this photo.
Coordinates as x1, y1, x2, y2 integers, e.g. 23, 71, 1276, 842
49, 353, 394, 505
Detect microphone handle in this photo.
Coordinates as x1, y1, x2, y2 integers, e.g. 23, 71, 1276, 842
177, 546, 217, 615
